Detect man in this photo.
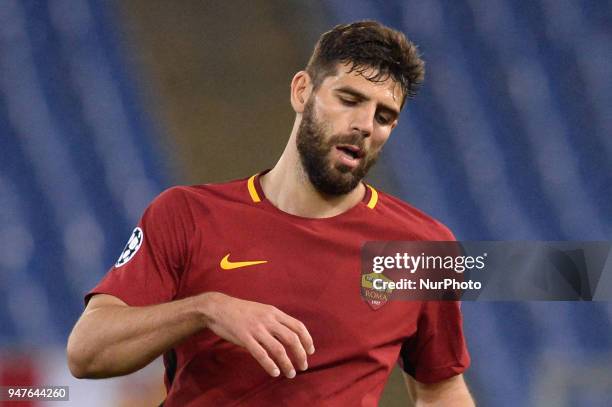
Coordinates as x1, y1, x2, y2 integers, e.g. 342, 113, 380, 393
67, 21, 473, 406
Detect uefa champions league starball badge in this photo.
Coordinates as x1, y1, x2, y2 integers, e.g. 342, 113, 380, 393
115, 227, 144, 267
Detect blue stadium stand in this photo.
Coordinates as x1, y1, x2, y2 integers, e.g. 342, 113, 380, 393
0, 0, 168, 345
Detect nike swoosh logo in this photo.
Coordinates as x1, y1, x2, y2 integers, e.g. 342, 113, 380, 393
220, 254, 268, 270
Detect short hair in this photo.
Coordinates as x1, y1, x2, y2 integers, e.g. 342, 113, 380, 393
305, 20, 425, 108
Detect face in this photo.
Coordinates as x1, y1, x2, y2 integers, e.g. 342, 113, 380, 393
296, 64, 402, 195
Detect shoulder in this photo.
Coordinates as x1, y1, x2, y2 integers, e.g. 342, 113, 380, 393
369, 186, 455, 241
154, 176, 253, 204
148, 176, 253, 213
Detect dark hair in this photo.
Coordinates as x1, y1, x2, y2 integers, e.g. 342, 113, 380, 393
305, 20, 425, 107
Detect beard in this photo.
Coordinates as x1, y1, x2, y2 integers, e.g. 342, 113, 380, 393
296, 99, 381, 196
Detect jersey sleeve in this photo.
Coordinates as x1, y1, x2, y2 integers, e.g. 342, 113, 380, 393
398, 300, 471, 384
84, 187, 195, 307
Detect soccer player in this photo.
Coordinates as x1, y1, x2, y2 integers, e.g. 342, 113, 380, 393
67, 21, 474, 406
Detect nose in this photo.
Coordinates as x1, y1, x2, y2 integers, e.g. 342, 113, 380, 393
350, 105, 375, 137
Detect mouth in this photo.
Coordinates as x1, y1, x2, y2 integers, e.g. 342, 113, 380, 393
335, 144, 364, 159
334, 144, 364, 168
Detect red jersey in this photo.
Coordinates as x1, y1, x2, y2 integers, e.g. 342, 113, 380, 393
86, 172, 470, 406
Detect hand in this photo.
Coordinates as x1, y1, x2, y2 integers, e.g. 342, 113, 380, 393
198, 292, 315, 379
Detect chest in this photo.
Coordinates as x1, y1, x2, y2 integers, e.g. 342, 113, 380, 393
178, 205, 420, 354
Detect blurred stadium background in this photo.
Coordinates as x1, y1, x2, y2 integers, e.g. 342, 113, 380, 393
1, 0, 611, 405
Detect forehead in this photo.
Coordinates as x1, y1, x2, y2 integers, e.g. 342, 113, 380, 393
317, 63, 403, 110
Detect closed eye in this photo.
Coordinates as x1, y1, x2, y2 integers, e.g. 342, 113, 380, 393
376, 113, 392, 125
339, 97, 358, 106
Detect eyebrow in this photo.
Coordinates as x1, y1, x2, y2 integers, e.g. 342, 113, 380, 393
334, 86, 400, 120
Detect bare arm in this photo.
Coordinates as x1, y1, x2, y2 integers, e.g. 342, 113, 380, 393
66, 292, 314, 379
403, 373, 474, 406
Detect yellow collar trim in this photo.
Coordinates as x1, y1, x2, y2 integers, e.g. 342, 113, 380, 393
366, 184, 378, 209
247, 175, 261, 203
249, 175, 377, 208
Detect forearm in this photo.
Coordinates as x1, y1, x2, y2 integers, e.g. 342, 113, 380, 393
68, 291, 315, 381
67, 294, 210, 378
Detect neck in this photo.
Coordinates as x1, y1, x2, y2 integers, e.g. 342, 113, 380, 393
260, 126, 365, 218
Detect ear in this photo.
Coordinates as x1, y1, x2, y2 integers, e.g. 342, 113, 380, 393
290, 71, 313, 113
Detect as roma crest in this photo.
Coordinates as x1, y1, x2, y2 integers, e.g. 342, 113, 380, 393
361, 272, 394, 310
